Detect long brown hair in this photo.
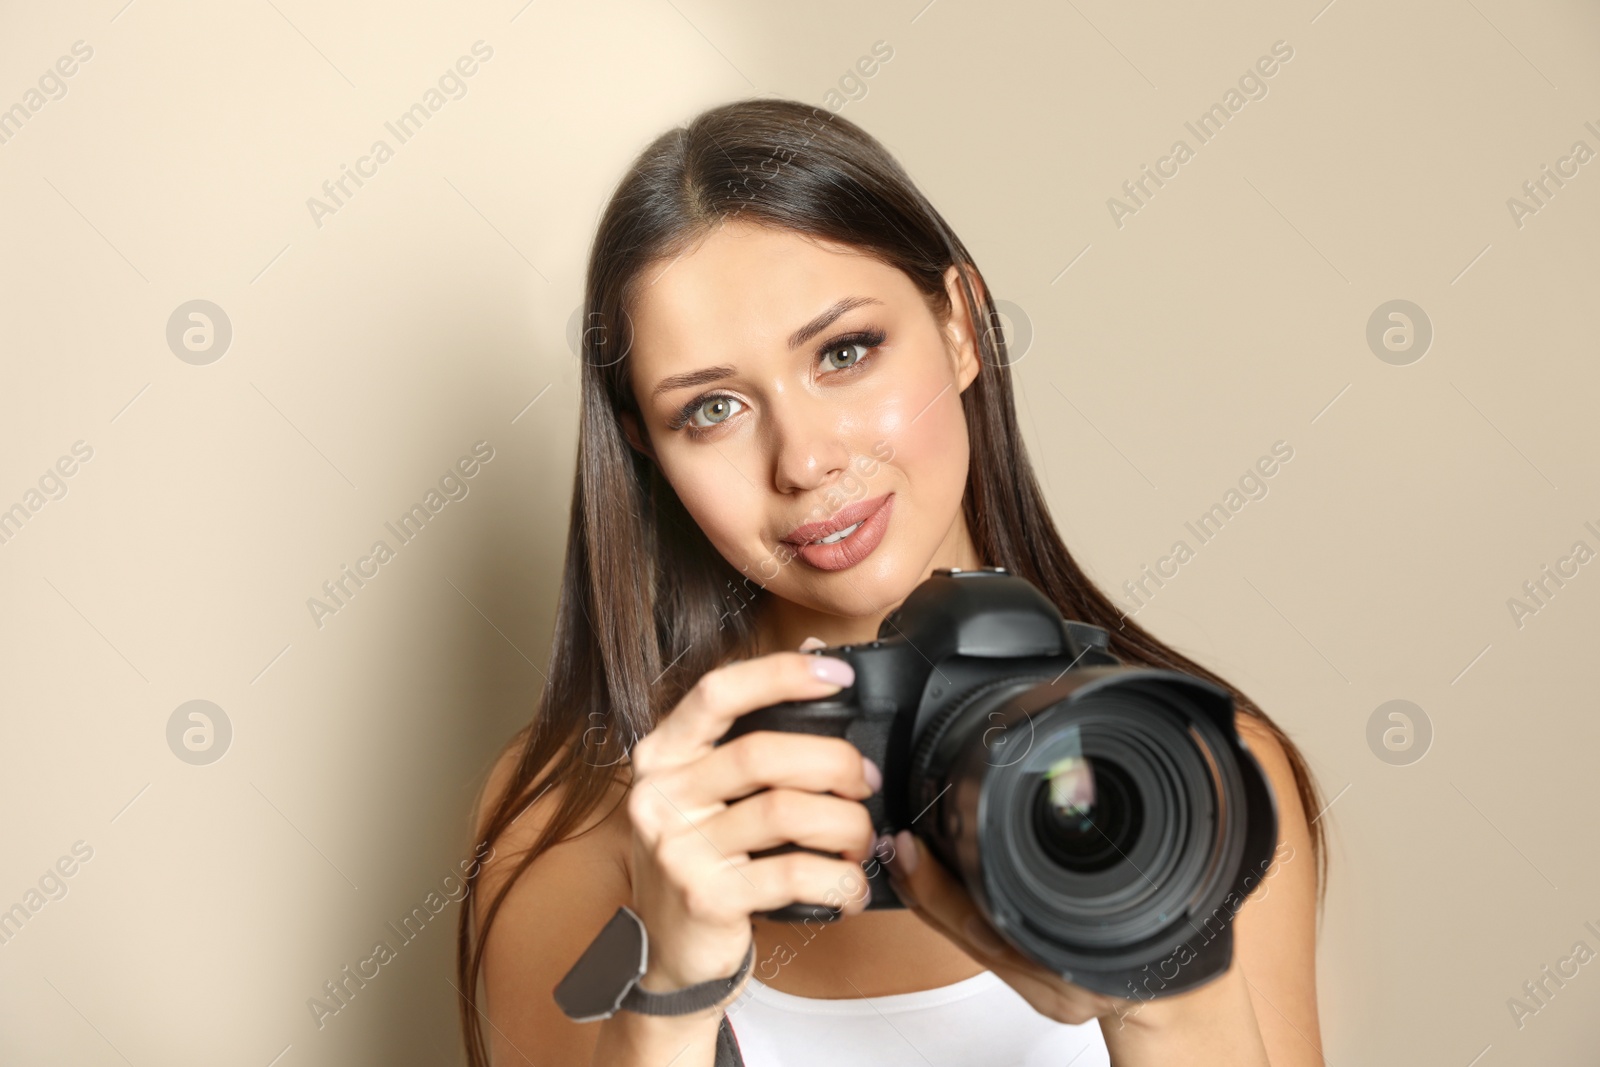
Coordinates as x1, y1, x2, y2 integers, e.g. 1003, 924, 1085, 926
457, 97, 1327, 1066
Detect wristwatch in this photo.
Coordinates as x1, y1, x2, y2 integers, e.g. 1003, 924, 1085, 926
553, 906, 756, 1022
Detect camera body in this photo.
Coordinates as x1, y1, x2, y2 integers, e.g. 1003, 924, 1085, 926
717, 567, 1279, 997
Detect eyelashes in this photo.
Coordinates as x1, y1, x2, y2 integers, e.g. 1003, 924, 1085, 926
669, 327, 887, 436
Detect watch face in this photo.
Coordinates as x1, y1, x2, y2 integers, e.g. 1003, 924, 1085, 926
553, 906, 648, 1022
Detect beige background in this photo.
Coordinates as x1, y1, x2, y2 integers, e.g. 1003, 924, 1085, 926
1, 0, 1597, 1064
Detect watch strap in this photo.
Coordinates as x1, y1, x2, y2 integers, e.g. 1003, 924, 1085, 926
554, 905, 754, 1021
621, 936, 755, 1016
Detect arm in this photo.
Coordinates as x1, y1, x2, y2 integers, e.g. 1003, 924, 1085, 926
470, 650, 878, 1067
471, 747, 726, 1067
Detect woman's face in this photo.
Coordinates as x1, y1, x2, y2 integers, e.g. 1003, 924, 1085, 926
619, 219, 983, 621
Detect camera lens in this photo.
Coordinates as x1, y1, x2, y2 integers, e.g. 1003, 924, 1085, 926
914, 670, 1256, 989
992, 694, 1222, 947
1030, 755, 1143, 875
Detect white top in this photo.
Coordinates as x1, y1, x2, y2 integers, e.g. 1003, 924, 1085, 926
723, 970, 1111, 1067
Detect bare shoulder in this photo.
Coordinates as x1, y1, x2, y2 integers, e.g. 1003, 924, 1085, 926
1232, 711, 1314, 870
468, 730, 634, 1065
1231, 709, 1324, 1066
473, 733, 631, 871
1232, 710, 1316, 904
471, 730, 634, 908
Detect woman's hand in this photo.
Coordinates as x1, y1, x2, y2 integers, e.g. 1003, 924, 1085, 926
881, 829, 1140, 1027
624, 643, 882, 996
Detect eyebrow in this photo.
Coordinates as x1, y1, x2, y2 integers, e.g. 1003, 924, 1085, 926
649, 296, 885, 401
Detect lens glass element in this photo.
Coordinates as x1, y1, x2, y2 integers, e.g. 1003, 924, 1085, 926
1032, 754, 1144, 874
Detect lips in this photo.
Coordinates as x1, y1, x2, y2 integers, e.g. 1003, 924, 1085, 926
781, 493, 894, 546
780, 495, 896, 572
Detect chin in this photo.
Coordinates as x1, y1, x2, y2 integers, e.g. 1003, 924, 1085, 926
774, 542, 935, 621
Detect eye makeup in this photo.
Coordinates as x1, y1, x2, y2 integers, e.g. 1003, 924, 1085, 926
667, 326, 888, 437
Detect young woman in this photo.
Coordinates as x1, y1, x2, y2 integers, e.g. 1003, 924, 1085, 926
456, 98, 1328, 1067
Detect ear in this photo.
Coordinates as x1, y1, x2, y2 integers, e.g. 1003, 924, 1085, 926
940, 263, 984, 395
618, 408, 657, 463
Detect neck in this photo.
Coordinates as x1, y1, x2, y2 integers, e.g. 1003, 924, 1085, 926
750, 510, 987, 655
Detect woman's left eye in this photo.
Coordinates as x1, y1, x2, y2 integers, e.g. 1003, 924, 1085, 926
821, 340, 870, 372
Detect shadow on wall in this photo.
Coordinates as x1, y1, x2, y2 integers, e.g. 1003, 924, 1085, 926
323, 426, 562, 1066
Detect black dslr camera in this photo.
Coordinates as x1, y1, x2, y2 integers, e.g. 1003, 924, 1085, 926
717, 567, 1279, 997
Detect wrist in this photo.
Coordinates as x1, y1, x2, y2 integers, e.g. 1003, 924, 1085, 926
635, 938, 754, 1017
639, 957, 749, 995
637, 928, 754, 992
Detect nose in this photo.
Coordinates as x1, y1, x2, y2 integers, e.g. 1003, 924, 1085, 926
769, 394, 850, 495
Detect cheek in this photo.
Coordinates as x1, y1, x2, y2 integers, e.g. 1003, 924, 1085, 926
661, 455, 768, 561
869, 375, 970, 502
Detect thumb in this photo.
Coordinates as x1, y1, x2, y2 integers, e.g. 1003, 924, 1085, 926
885, 830, 1033, 968
884, 829, 931, 909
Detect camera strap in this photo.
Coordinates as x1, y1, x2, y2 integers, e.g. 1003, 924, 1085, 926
715, 1013, 745, 1066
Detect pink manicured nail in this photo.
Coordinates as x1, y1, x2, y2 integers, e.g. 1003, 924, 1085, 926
893, 830, 918, 875
862, 757, 882, 794
809, 656, 855, 687
798, 636, 827, 651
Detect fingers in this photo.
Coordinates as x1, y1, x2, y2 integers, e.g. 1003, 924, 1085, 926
889, 838, 1011, 966
664, 730, 878, 808
885, 831, 1107, 1017
698, 788, 878, 862
731, 848, 875, 917
879, 835, 1120, 1024
632, 652, 855, 775
798, 636, 827, 651
887, 833, 997, 952
884, 831, 946, 920
628, 731, 877, 847
650, 832, 873, 923
885, 831, 1031, 969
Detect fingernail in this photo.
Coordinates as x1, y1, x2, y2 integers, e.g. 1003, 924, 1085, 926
893, 830, 918, 875
809, 656, 855, 687
798, 636, 827, 651
862, 757, 882, 794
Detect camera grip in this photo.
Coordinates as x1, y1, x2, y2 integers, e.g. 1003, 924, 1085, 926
717, 692, 862, 924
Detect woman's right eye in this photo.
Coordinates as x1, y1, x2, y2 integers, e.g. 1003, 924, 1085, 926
686, 395, 744, 431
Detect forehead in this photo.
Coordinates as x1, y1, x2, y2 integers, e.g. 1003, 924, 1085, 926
627, 222, 908, 385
